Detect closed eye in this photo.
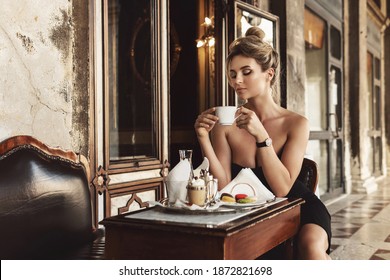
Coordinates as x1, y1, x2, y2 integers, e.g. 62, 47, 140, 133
243, 69, 252, 75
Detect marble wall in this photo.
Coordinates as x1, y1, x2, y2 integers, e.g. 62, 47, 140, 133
285, 0, 306, 116
0, 0, 89, 156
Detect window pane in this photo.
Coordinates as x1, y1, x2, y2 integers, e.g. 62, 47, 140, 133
169, 0, 199, 168
330, 26, 341, 59
367, 52, 373, 127
374, 137, 382, 175
107, 0, 156, 161
375, 85, 381, 129
307, 140, 329, 196
330, 67, 342, 131
374, 57, 380, 79
305, 9, 327, 131
373, 0, 381, 9
330, 139, 343, 190
368, 138, 374, 173
304, 8, 325, 49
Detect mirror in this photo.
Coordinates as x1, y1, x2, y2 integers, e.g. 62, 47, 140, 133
234, 1, 279, 49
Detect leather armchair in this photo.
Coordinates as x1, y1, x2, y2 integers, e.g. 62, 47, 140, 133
0, 135, 103, 259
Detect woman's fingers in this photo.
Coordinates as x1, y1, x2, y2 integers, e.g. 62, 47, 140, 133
235, 110, 250, 124
235, 109, 258, 130
196, 118, 212, 127
236, 117, 247, 129
238, 106, 251, 114
195, 108, 219, 131
199, 108, 218, 122
204, 107, 217, 114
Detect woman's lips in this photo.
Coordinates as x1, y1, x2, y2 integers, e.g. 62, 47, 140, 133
236, 88, 246, 94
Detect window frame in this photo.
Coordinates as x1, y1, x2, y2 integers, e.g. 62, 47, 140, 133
102, 0, 165, 173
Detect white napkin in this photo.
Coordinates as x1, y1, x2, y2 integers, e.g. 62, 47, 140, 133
219, 168, 275, 202
164, 157, 210, 204
166, 159, 191, 182
165, 159, 191, 203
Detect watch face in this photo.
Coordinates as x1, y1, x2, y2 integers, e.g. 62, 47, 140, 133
256, 138, 272, 148
265, 138, 272, 146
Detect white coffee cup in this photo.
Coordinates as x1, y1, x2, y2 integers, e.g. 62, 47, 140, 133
215, 106, 240, 125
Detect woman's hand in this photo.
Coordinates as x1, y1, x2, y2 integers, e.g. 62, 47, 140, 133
194, 108, 219, 138
235, 107, 268, 141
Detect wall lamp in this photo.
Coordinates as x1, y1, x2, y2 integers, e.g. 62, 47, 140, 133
196, 17, 215, 48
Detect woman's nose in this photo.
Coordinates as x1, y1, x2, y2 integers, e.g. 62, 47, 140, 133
234, 74, 243, 84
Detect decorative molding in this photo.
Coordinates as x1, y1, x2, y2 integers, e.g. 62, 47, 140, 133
118, 193, 149, 214
160, 159, 170, 178
92, 165, 111, 195
367, 0, 386, 26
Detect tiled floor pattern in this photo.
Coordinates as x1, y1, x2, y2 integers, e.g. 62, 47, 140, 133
327, 178, 390, 260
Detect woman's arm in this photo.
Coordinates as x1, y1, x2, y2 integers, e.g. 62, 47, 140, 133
209, 125, 232, 189
235, 107, 309, 196
195, 108, 232, 189
257, 116, 309, 196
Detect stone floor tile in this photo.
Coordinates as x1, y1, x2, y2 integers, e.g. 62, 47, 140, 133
329, 243, 377, 260
327, 177, 390, 260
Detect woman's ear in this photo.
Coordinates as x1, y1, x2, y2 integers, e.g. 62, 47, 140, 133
267, 68, 275, 80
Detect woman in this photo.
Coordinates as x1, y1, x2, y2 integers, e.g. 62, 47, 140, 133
194, 27, 331, 260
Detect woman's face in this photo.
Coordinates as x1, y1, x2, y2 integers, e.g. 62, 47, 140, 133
228, 55, 271, 100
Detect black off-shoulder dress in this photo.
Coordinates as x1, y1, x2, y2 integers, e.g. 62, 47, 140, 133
232, 163, 332, 254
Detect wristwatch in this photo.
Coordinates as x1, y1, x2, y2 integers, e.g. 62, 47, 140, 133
256, 137, 272, 148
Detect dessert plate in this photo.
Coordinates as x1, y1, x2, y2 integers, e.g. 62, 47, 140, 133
220, 197, 284, 209
154, 203, 237, 214
149, 199, 236, 214
220, 199, 269, 208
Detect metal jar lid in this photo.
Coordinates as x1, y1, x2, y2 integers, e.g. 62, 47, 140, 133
187, 184, 206, 190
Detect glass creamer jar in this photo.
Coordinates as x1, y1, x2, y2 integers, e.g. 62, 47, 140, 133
187, 178, 206, 206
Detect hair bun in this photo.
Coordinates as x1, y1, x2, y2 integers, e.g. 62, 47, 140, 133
245, 27, 265, 41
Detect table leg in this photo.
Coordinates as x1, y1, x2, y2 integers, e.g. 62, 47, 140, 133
283, 237, 295, 259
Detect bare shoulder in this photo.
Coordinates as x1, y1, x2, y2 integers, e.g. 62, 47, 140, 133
283, 109, 309, 137
285, 110, 308, 126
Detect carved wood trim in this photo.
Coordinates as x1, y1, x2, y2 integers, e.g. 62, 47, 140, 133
117, 193, 149, 215
107, 177, 162, 190
92, 165, 111, 195
104, 181, 164, 218
0, 135, 90, 179
160, 159, 170, 178
0, 135, 76, 161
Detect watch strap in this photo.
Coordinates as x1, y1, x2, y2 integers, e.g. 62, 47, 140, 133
256, 138, 272, 148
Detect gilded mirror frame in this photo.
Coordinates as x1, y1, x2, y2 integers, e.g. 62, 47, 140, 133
228, 1, 280, 105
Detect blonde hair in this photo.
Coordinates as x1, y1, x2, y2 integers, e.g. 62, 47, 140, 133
226, 27, 279, 89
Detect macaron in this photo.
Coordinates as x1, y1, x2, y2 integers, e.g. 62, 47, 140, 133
236, 196, 258, 204
235, 193, 248, 200
220, 193, 235, 203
